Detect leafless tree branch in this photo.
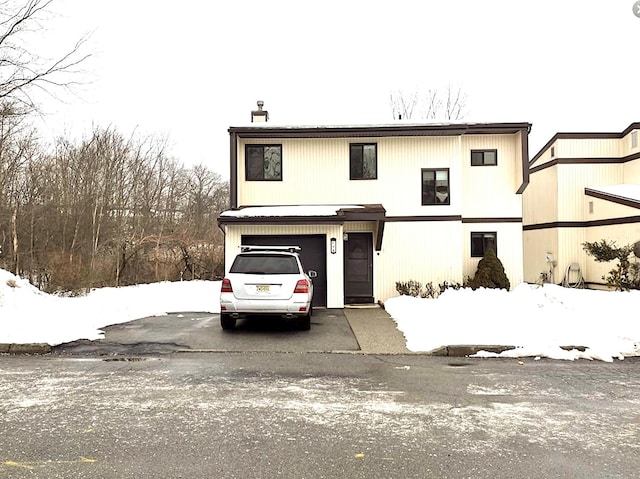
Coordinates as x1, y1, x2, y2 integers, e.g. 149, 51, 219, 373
390, 83, 469, 121
0, 0, 91, 113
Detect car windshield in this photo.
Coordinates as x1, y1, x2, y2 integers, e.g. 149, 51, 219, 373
230, 254, 300, 275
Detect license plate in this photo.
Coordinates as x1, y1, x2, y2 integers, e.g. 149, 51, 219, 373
256, 284, 270, 293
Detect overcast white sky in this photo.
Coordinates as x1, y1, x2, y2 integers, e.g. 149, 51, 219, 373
33, 0, 640, 179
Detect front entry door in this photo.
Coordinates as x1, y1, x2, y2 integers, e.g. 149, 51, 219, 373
344, 232, 373, 304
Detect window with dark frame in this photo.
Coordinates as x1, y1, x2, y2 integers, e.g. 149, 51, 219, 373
471, 149, 497, 166
350, 143, 377, 180
421, 168, 450, 205
471, 232, 497, 257
245, 144, 282, 181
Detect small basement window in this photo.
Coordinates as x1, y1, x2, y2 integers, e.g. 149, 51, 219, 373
471, 232, 497, 257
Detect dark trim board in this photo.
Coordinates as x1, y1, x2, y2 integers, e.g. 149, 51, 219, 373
387, 215, 462, 222
529, 152, 640, 174
387, 216, 522, 223
585, 188, 640, 209
462, 217, 522, 224
524, 215, 640, 231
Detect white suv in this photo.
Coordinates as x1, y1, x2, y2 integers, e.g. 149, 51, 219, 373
219, 246, 316, 330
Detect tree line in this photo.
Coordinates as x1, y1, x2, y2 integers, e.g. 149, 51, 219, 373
0, 117, 229, 292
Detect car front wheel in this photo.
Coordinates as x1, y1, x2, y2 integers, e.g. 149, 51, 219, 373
220, 313, 236, 330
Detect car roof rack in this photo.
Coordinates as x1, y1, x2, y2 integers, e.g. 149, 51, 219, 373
240, 245, 301, 253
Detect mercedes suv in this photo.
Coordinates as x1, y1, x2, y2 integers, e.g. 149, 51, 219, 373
219, 246, 316, 330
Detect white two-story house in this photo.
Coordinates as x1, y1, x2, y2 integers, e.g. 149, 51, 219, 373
218, 105, 531, 308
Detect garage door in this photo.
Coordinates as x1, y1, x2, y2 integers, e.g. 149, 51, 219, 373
242, 235, 327, 307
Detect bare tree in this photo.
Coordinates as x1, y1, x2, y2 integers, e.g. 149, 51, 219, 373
443, 84, 467, 121
390, 84, 468, 121
0, 0, 91, 112
389, 89, 418, 121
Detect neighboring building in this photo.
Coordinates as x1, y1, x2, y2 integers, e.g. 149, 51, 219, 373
218, 104, 531, 308
523, 122, 640, 287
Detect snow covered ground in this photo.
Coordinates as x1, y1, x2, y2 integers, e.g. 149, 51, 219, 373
1, 268, 638, 361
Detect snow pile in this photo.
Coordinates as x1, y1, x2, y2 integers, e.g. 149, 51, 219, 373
384, 283, 640, 362
0, 269, 219, 345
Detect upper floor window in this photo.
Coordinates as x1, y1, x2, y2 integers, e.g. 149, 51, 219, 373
632, 131, 638, 149
350, 143, 377, 180
245, 145, 282, 181
471, 149, 497, 166
471, 232, 497, 257
421, 168, 449, 205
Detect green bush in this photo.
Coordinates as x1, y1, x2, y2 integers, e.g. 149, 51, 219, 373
395, 280, 467, 298
583, 239, 640, 291
467, 248, 510, 290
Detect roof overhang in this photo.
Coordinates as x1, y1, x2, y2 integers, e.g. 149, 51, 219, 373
228, 122, 532, 139
218, 204, 387, 250
530, 122, 640, 167
585, 185, 640, 209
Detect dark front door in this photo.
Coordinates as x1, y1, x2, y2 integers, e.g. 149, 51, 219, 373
242, 235, 327, 307
344, 232, 373, 304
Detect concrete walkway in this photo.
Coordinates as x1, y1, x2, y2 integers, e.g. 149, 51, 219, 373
342, 304, 411, 354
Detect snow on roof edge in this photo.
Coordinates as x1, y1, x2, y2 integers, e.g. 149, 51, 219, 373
219, 205, 364, 218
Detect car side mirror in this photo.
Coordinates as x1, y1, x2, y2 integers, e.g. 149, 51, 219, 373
308, 270, 318, 278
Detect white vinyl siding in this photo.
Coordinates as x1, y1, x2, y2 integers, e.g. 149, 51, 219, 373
523, 229, 559, 284
374, 221, 463, 301
238, 134, 522, 220
462, 135, 521, 218
523, 164, 558, 226
463, 223, 523, 286
555, 138, 622, 159
557, 164, 624, 221
239, 136, 464, 216
624, 156, 640, 180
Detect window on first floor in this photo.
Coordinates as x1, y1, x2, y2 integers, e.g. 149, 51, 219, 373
421, 168, 450, 205
245, 144, 282, 181
471, 232, 497, 257
350, 143, 377, 180
471, 149, 497, 166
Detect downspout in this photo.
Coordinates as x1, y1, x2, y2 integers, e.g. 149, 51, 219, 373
218, 219, 227, 278
516, 125, 531, 194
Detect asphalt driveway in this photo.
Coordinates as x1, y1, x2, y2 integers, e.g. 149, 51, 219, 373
53, 309, 361, 356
